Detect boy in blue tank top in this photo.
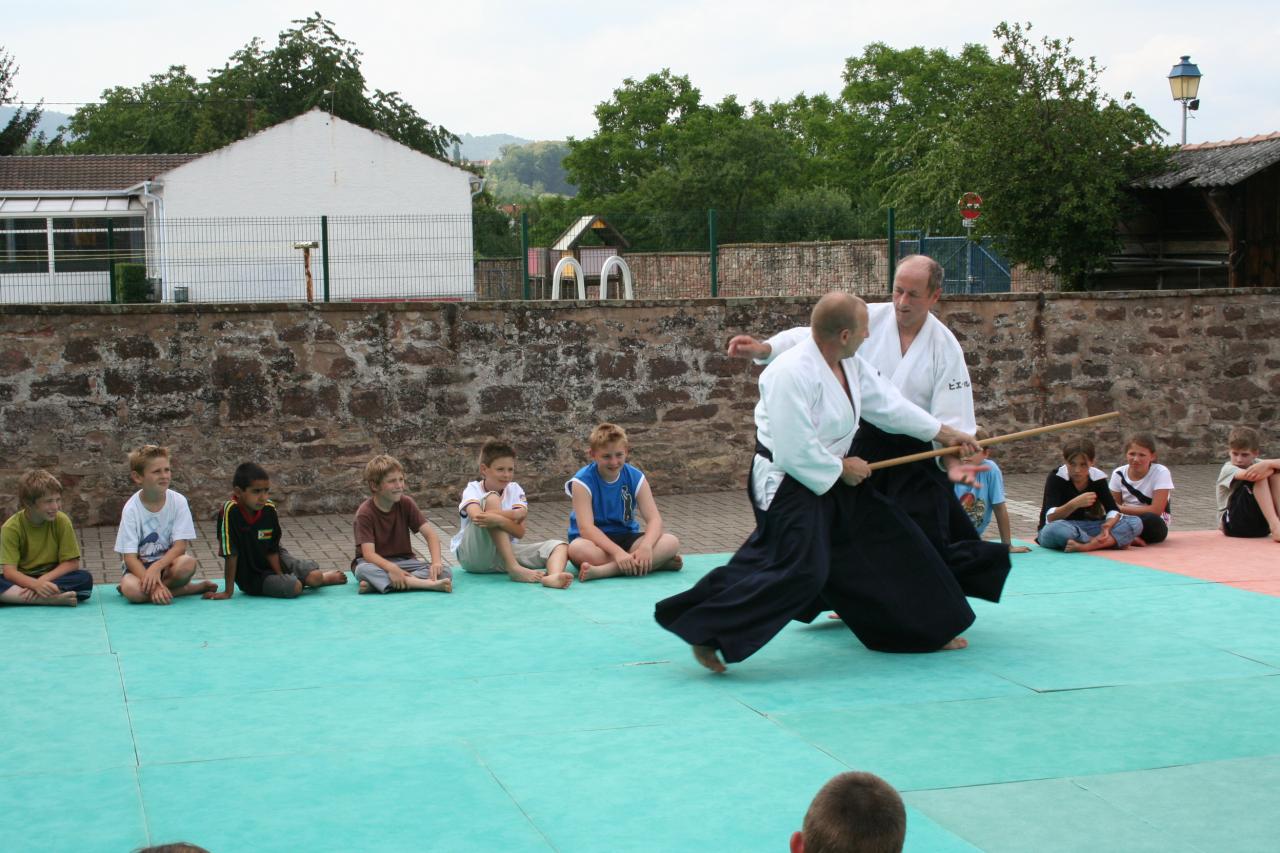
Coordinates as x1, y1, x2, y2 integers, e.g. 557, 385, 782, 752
566, 423, 682, 581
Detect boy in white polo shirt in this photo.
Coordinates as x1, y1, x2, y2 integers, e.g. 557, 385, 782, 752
452, 440, 571, 589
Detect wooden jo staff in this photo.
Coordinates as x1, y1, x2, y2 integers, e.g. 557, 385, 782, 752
867, 411, 1121, 471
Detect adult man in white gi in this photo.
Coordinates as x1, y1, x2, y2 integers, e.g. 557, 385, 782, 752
727, 255, 1011, 602
655, 292, 981, 672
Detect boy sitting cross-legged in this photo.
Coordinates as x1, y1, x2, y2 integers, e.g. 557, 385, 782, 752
352, 454, 451, 594
1, 469, 94, 606
452, 440, 572, 589
116, 445, 215, 604
1218, 425, 1280, 542
566, 422, 681, 581
205, 462, 348, 600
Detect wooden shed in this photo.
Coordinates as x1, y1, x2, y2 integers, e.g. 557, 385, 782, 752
1106, 132, 1280, 288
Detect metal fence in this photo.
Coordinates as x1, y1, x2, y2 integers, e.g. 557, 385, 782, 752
1, 209, 1025, 305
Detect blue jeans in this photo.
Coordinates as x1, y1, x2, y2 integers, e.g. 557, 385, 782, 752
1038, 516, 1143, 550
0, 568, 94, 601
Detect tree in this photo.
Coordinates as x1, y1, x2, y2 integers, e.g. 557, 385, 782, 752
0, 47, 45, 154
951, 23, 1167, 286
58, 14, 456, 158
486, 140, 576, 202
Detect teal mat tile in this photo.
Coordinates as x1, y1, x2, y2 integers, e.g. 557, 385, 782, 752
1078, 755, 1280, 853
905, 777, 1200, 853
469, 717, 853, 853
1001, 547, 1196, 596
128, 662, 760, 766
0, 765, 147, 853
774, 675, 1280, 790
0, 594, 110, 657
0, 653, 137, 778
140, 744, 552, 853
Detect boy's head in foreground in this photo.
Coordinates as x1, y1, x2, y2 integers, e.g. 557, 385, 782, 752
232, 462, 272, 512
365, 454, 407, 506
1061, 437, 1097, 489
1124, 433, 1158, 478
792, 771, 906, 853
17, 468, 63, 523
129, 445, 172, 495
588, 423, 629, 478
1228, 426, 1260, 469
478, 440, 517, 491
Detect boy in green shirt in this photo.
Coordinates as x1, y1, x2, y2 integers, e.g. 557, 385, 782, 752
1, 469, 93, 606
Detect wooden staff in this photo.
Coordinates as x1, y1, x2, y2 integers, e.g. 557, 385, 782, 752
867, 411, 1121, 471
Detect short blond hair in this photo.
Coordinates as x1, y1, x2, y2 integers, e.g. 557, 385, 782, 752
364, 454, 404, 491
128, 444, 170, 476
18, 469, 62, 507
588, 423, 629, 451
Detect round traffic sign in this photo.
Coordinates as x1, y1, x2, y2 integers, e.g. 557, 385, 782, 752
959, 192, 982, 221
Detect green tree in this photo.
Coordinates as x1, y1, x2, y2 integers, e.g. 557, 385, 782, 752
943, 23, 1166, 286
486, 140, 576, 201
59, 14, 456, 158
0, 47, 45, 154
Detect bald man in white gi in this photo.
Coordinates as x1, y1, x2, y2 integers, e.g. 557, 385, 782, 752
656, 293, 982, 673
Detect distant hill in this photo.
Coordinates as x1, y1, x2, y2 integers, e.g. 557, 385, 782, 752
458, 132, 532, 161
0, 106, 71, 141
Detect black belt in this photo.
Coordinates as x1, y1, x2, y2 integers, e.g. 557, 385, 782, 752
755, 438, 773, 461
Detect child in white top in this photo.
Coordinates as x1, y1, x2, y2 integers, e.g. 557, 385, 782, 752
1109, 433, 1174, 545
452, 440, 571, 588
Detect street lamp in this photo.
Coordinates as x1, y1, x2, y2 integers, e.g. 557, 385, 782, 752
1167, 55, 1202, 146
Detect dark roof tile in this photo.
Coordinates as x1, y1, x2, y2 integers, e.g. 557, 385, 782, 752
0, 154, 201, 191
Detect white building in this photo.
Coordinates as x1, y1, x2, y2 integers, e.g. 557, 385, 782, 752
0, 110, 479, 303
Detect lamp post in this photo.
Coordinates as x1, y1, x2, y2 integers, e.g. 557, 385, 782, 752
1167, 55, 1202, 146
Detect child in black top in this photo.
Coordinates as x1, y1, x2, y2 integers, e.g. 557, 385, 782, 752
1036, 438, 1144, 552
205, 462, 347, 599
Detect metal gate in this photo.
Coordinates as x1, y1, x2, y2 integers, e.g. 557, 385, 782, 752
895, 234, 1012, 293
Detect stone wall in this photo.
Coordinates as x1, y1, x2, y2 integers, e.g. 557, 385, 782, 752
1, 290, 1275, 526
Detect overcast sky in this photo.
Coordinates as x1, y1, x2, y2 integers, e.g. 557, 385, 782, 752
6, 0, 1276, 146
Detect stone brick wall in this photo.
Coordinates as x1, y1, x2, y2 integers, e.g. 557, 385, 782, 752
1, 290, 1275, 526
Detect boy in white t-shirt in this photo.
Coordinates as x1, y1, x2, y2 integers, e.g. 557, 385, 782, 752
451, 440, 571, 589
1109, 433, 1174, 545
115, 445, 213, 604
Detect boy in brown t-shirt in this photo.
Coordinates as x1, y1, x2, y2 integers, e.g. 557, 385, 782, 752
351, 455, 451, 594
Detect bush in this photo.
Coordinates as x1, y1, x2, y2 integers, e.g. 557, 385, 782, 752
114, 263, 151, 303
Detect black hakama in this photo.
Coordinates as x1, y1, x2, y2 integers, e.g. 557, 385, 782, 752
850, 420, 1011, 603
654, 468, 976, 663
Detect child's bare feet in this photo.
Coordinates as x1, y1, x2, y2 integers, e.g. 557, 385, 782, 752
1270, 525, 1280, 543
827, 612, 842, 620
191, 581, 218, 595
941, 636, 968, 650
508, 567, 546, 583
324, 570, 348, 585
692, 644, 726, 673
541, 572, 572, 589
24, 589, 79, 606
578, 562, 594, 582
1131, 537, 1147, 548
669, 555, 684, 571
358, 580, 372, 594
432, 578, 452, 593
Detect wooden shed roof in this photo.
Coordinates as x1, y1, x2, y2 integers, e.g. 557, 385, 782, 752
1141, 132, 1280, 190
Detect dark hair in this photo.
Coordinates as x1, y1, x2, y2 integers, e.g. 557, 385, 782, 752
232, 461, 270, 489
802, 771, 906, 853
133, 844, 211, 853
1061, 437, 1096, 463
479, 440, 517, 467
1125, 433, 1157, 454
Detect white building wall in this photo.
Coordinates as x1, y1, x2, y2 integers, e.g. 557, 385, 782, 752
156, 111, 474, 301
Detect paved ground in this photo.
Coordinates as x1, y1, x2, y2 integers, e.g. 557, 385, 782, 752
76, 464, 1224, 584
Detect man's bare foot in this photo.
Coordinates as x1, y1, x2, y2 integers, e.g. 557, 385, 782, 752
324, 570, 348, 585
941, 636, 968, 651
508, 567, 546, 583
358, 580, 372, 594
541, 572, 572, 589
692, 644, 726, 673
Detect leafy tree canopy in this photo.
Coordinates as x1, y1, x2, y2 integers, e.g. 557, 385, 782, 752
55, 14, 456, 159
